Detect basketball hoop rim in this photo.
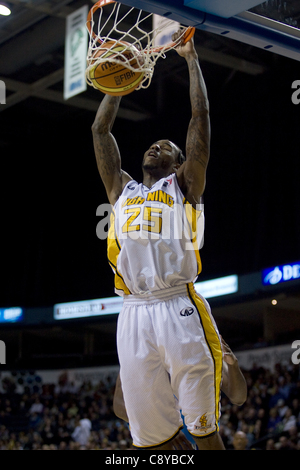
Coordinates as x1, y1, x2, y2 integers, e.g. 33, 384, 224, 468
86, 0, 196, 51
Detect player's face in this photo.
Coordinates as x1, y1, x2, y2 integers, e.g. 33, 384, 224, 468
142, 140, 180, 174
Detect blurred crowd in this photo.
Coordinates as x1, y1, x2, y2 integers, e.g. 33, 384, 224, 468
0, 373, 133, 450
220, 361, 300, 450
0, 359, 299, 450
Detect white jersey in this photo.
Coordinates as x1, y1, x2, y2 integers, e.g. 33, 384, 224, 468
107, 173, 204, 296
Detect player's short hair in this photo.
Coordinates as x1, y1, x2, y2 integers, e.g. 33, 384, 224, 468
177, 149, 186, 166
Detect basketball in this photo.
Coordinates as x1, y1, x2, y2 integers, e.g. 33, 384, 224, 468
87, 40, 144, 96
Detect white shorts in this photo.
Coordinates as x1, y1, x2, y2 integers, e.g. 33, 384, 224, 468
117, 283, 223, 448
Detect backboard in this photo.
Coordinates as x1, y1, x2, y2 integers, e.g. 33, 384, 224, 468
250, 1, 300, 29
120, 0, 300, 61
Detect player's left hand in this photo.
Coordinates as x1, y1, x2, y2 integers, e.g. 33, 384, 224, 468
172, 29, 197, 58
221, 336, 238, 366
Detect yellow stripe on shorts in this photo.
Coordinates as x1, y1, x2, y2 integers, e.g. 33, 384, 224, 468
186, 282, 223, 434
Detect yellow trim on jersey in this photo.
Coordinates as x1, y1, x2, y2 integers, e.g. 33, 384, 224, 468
132, 426, 183, 449
183, 198, 202, 276
186, 282, 223, 435
107, 210, 131, 296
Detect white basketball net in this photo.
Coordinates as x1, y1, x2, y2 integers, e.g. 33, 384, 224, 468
86, 0, 195, 91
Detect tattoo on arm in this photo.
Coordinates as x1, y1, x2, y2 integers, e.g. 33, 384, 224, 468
92, 96, 123, 199
186, 59, 210, 166
94, 133, 121, 178
92, 96, 122, 171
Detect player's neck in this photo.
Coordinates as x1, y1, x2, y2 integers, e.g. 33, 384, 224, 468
142, 169, 169, 188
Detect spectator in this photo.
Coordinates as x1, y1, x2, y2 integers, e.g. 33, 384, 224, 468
278, 374, 293, 401
268, 386, 286, 409
277, 399, 289, 419
265, 438, 276, 450
282, 408, 297, 432
267, 407, 282, 433
290, 398, 300, 418
286, 426, 299, 449
277, 435, 295, 451
71, 418, 92, 447
29, 397, 43, 415
232, 431, 248, 450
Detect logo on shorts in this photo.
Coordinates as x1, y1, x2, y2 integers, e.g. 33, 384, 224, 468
180, 307, 194, 317
194, 413, 212, 433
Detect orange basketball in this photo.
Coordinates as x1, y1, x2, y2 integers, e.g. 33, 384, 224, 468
88, 40, 144, 96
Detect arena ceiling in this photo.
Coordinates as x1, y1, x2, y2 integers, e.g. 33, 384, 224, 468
1, 0, 300, 119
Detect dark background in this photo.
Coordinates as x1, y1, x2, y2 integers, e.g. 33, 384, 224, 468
2, 47, 300, 309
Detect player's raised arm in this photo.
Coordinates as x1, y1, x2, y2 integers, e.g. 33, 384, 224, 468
175, 35, 211, 207
92, 94, 132, 206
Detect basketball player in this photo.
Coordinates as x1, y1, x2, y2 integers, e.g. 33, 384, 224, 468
113, 336, 247, 449
92, 33, 224, 450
